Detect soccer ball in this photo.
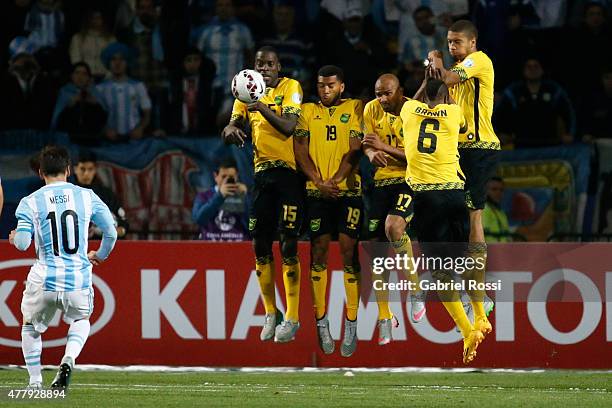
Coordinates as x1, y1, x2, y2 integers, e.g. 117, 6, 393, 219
231, 69, 266, 104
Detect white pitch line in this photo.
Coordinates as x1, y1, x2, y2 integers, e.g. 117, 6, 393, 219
2, 365, 612, 374
0, 382, 610, 395
0, 381, 608, 394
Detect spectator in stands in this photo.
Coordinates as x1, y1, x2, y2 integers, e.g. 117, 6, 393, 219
320, 0, 369, 22
69, 9, 116, 81
396, 1, 453, 56
568, 0, 612, 28
188, 0, 216, 27
114, 0, 136, 33
118, 0, 168, 135
24, 0, 64, 50
566, 2, 612, 96
234, 0, 271, 40
259, 1, 314, 86
323, 6, 388, 98
72, 150, 129, 239
398, 59, 426, 99
192, 0, 254, 126
96, 42, 152, 142
51, 62, 107, 145
0, 0, 33, 66
483, 177, 512, 243
496, 58, 575, 148
579, 66, 612, 141
482, 176, 512, 242
164, 47, 216, 135
192, 158, 249, 241
0, 38, 57, 130
119, 0, 167, 93
399, 6, 449, 71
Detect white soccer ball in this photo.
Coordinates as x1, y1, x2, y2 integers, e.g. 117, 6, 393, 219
231, 69, 266, 104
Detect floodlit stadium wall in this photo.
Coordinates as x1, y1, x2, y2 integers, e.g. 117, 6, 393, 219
0, 242, 610, 369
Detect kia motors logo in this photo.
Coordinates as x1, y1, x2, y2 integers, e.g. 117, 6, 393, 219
0, 259, 115, 348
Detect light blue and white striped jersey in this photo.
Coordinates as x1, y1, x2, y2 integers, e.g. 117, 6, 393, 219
24, 4, 65, 49
400, 27, 449, 64
15, 182, 115, 292
96, 79, 152, 135
192, 17, 254, 91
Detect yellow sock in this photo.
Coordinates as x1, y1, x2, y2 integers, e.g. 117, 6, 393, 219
466, 243, 487, 320
282, 256, 301, 322
392, 233, 421, 294
310, 264, 328, 320
344, 265, 360, 321
373, 270, 392, 320
442, 300, 473, 338
255, 256, 276, 314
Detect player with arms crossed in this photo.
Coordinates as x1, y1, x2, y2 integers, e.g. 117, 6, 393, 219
293, 65, 363, 357
427, 20, 496, 336
222, 46, 304, 342
361, 74, 425, 345
9, 146, 117, 389
402, 79, 484, 364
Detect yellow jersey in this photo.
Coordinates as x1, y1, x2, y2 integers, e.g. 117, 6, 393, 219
230, 77, 303, 172
449, 50, 500, 150
401, 99, 466, 191
295, 99, 363, 195
363, 97, 408, 186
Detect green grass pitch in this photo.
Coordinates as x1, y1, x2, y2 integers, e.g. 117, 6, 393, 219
0, 369, 610, 407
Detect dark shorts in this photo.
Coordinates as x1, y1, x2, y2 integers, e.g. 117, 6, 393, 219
249, 167, 305, 238
306, 194, 363, 240
413, 189, 468, 244
366, 182, 414, 240
459, 148, 500, 210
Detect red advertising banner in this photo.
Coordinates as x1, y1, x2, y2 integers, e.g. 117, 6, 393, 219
0, 242, 610, 368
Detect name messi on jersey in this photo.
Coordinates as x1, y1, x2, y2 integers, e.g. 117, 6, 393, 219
49, 194, 70, 204
414, 107, 447, 117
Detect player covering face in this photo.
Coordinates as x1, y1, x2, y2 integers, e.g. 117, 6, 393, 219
293, 65, 364, 357
361, 74, 426, 346
425, 20, 498, 341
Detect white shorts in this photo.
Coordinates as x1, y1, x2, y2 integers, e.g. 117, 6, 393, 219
21, 267, 94, 333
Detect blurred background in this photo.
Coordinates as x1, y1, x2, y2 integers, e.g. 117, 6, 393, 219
0, 0, 611, 243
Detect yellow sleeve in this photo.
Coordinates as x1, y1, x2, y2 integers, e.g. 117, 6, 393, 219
450, 52, 490, 83
350, 100, 364, 139
230, 99, 247, 124
294, 104, 310, 138
362, 101, 376, 134
281, 79, 303, 117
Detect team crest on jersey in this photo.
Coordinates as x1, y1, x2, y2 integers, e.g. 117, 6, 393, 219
310, 218, 321, 232
389, 116, 396, 126
340, 113, 351, 123
464, 58, 474, 68
467, 133, 475, 140
368, 219, 380, 232
249, 218, 257, 231
274, 95, 283, 105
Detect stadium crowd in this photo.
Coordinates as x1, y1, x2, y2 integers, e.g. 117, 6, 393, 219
0, 0, 610, 145
0, 0, 610, 240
